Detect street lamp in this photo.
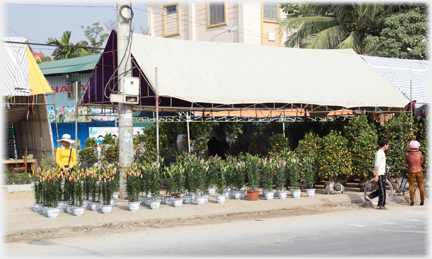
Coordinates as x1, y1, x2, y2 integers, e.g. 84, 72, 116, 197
210, 26, 239, 42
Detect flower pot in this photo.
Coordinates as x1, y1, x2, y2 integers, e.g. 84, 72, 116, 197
247, 190, 259, 201
233, 191, 242, 200
33, 203, 43, 213
110, 198, 117, 206
156, 195, 164, 202
82, 200, 90, 209
172, 198, 183, 208
196, 196, 206, 205
89, 202, 101, 211
263, 189, 272, 194
145, 198, 152, 207
139, 196, 146, 203
224, 190, 233, 199
112, 193, 119, 200
183, 195, 193, 204
57, 201, 67, 211
207, 187, 216, 195
41, 206, 48, 216
101, 205, 113, 214
216, 195, 226, 204
46, 207, 60, 219
189, 192, 197, 201
291, 188, 301, 198
150, 200, 161, 210
203, 194, 210, 203
164, 196, 174, 205
73, 206, 85, 216
277, 191, 288, 200
128, 201, 140, 212
65, 205, 75, 214
264, 191, 274, 200
305, 189, 316, 197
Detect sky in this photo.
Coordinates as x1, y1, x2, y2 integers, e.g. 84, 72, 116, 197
2, 1, 149, 57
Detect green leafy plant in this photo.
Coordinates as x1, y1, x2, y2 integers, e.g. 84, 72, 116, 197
99, 164, 117, 205
261, 158, 275, 191
123, 162, 142, 202
351, 132, 378, 181
303, 157, 315, 189
287, 154, 300, 189
3, 171, 32, 185
275, 160, 287, 190
232, 161, 246, 192
85, 137, 98, 148
245, 154, 260, 191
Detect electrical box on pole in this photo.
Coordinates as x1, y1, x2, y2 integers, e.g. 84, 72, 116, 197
110, 77, 140, 104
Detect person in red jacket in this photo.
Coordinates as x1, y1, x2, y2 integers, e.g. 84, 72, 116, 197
405, 140, 425, 206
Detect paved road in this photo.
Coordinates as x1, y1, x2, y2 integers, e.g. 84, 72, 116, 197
6, 205, 428, 257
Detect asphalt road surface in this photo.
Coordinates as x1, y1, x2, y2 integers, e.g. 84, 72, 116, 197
5, 206, 429, 257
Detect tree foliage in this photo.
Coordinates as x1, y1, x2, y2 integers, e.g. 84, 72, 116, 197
47, 31, 86, 60
279, 2, 427, 59
81, 22, 109, 54
364, 7, 427, 59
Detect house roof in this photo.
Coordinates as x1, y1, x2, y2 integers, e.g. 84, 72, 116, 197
38, 53, 101, 75
32, 52, 45, 59
360, 55, 429, 108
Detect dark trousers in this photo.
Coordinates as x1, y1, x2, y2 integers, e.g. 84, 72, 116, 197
368, 175, 386, 207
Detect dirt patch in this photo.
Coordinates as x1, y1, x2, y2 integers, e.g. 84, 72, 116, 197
4, 202, 363, 244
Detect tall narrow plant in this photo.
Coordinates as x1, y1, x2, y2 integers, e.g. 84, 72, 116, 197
275, 160, 287, 191
287, 155, 299, 189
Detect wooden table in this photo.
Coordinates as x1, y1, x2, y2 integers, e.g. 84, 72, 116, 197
3, 159, 38, 172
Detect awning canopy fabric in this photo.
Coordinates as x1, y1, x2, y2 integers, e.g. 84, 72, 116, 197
26, 46, 52, 95
82, 32, 410, 111
2, 37, 52, 96
2, 37, 31, 96
130, 34, 409, 109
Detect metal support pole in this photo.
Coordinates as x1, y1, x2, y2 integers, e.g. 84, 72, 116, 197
187, 113, 191, 153
117, 2, 133, 199
156, 67, 160, 164
75, 81, 79, 148
410, 79, 413, 116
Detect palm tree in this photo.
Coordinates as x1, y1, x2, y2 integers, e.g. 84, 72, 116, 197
47, 31, 80, 60
280, 3, 396, 54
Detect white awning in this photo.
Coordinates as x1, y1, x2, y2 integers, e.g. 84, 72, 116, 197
2, 37, 31, 96
130, 34, 409, 109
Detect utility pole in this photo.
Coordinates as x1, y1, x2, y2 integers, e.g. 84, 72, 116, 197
117, 2, 134, 199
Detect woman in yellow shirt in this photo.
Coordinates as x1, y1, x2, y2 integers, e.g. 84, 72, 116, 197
56, 134, 76, 172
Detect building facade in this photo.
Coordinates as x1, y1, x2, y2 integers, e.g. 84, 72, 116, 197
148, 2, 287, 46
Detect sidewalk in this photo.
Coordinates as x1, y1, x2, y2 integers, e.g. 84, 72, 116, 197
4, 187, 373, 236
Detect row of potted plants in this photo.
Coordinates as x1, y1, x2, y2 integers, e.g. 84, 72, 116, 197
31, 162, 120, 218
31, 152, 319, 217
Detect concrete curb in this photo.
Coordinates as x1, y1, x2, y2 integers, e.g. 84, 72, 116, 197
2, 183, 34, 193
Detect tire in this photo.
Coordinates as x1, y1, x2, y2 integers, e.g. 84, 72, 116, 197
364, 178, 393, 206
402, 179, 420, 203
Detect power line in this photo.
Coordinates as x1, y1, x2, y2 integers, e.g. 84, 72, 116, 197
3, 41, 104, 50
70, 5, 89, 32
7, 4, 114, 8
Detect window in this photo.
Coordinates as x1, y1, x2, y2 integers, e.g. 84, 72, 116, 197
165, 5, 177, 15
208, 2, 226, 27
263, 2, 279, 22
163, 3, 180, 37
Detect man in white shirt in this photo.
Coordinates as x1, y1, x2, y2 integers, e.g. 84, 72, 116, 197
365, 140, 389, 210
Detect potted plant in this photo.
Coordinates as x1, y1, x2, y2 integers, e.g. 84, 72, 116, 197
262, 158, 275, 200
303, 157, 316, 197
149, 162, 162, 210
275, 160, 288, 199
163, 164, 176, 205
100, 165, 116, 214
246, 154, 260, 201
232, 162, 246, 200
71, 169, 85, 216
43, 169, 62, 218
31, 168, 44, 213
287, 155, 301, 198
124, 162, 141, 211
206, 157, 218, 195
171, 164, 184, 208
87, 168, 101, 211
215, 163, 227, 204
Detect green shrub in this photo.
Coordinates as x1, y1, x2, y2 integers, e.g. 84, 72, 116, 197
3, 171, 32, 185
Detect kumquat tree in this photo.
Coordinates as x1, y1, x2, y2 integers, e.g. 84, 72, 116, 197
383, 112, 417, 173
317, 131, 352, 182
